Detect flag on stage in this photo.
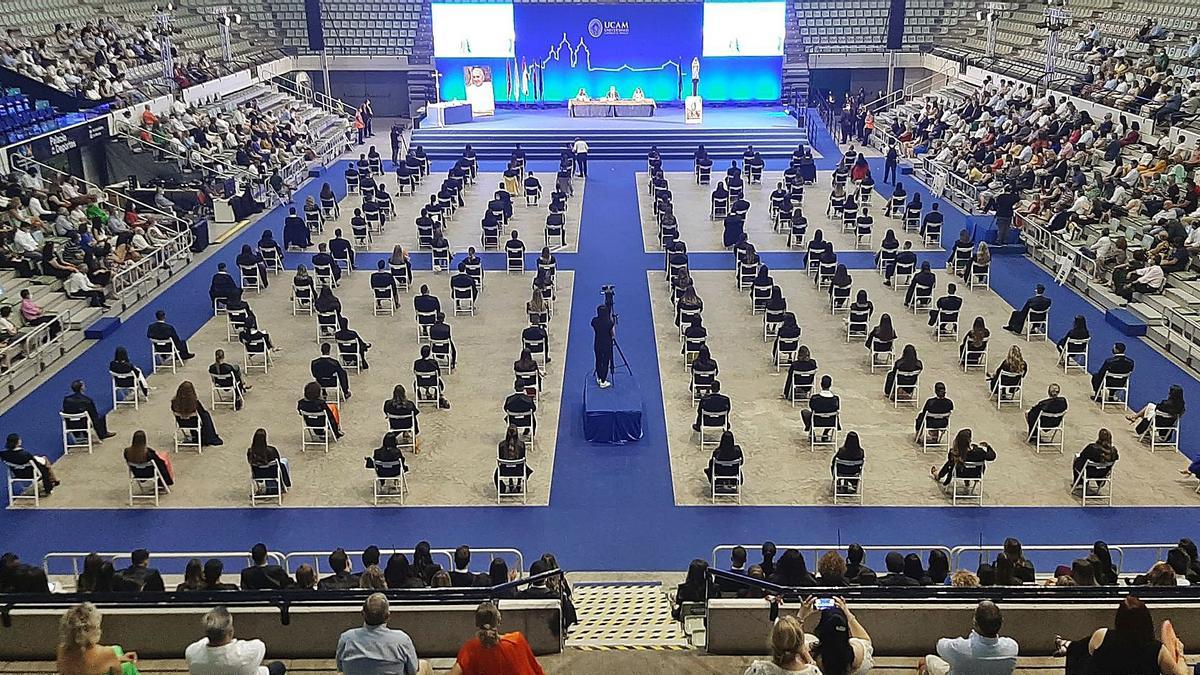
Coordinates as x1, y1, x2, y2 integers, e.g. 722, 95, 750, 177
521, 56, 529, 99
505, 59, 512, 100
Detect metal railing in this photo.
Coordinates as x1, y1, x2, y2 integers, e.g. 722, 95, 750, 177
270, 74, 356, 120
110, 226, 195, 308
862, 61, 961, 115
1018, 211, 1098, 285
0, 307, 73, 400
16, 157, 186, 231
111, 126, 252, 185
950, 544, 1181, 579
713, 544, 954, 569
43, 551, 286, 578
284, 548, 525, 577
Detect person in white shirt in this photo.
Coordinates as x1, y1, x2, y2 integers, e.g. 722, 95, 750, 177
918, 601, 1018, 675
606, 85, 619, 101
64, 267, 108, 309
575, 88, 588, 101
13, 223, 41, 256
185, 606, 286, 675
571, 137, 589, 177
1119, 258, 1165, 304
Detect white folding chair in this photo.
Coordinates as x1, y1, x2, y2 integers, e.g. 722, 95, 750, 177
374, 461, 409, 505
992, 370, 1024, 409
1072, 460, 1114, 506
251, 461, 286, 506
506, 247, 525, 274
337, 339, 363, 374
5, 459, 43, 506
174, 416, 203, 453
1028, 410, 1066, 453
1026, 308, 1049, 341
151, 339, 180, 374
961, 340, 988, 372
916, 411, 952, 453
210, 372, 242, 410
128, 461, 169, 506
1141, 411, 1180, 452
59, 412, 94, 455
710, 459, 742, 505
300, 411, 334, 453
969, 262, 990, 290
1059, 337, 1090, 373
808, 411, 839, 451
244, 336, 273, 373
239, 265, 262, 294
868, 338, 894, 373
787, 371, 816, 408
950, 462, 985, 506
932, 310, 959, 342
496, 458, 528, 504
832, 458, 864, 504
774, 339, 800, 372
261, 248, 283, 275
413, 372, 442, 408
891, 370, 921, 408
1097, 372, 1130, 410
373, 286, 396, 316
452, 286, 476, 316
697, 410, 729, 450
292, 285, 314, 316
316, 311, 340, 343
110, 371, 142, 410
415, 310, 437, 341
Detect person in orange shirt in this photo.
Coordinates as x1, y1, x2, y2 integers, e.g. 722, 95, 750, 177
450, 601, 545, 675
140, 104, 158, 127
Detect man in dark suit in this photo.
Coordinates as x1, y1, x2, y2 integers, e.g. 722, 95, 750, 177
693, 380, 732, 432
1026, 383, 1068, 437
317, 548, 357, 590
311, 342, 351, 400
914, 381, 954, 436
494, 184, 513, 221
521, 323, 550, 364
928, 282, 963, 327
311, 243, 342, 283
449, 546, 482, 587
328, 228, 355, 270
504, 390, 537, 434
147, 309, 195, 360
884, 241, 917, 286
523, 172, 542, 202
1091, 342, 1135, 402
115, 548, 165, 592
802, 375, 840, 438
62, 379, 115, 439
450, 262, 478, 301
414, 344, 450, 409
518, 560, 578, 630
920, 203, 944, 239
878, 552, 920, 586
1003, 283, 1052, 334
413, 285, 441, 316
334, 317, 371, 370
371, 260, 398, 306
239, 542, 293, 590
208, 262, 242, 304
428, 312, 457, 369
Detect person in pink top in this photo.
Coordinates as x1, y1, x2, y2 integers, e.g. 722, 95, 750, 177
18, 288, 59, 336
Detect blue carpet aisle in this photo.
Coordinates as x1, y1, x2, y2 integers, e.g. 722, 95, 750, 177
0, 127, 1197, 575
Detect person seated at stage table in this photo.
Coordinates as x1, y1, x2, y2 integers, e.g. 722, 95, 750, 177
884, 344, 923, 399
781, 344, 818, 400
928, 283, 962, 328
209, 262, 243, 305
314, 285, 342, 316
298, 381, 343, 438
987, 345, 1028, 399
1057, 314, 1090, 354
693, 380, 732, 432
632, 87, 646, 101
704, 429, 743, 485
1, 432, 59, 495
960, 316, 989, 366
414, 344, 452, 409
575, 88, 589, 102
62, 379, 115, 440
605, 85, 619, 100
1026, 383, 1068, 437
904, 261, 936, 309
283, 206, 312, 250
312, 242, 343, 284
931, 428, 995, 486
801, 375, 841, 437
1091, 343, 1135, 402
123, 429, 173, 490
884, 240, 917, 286
915, 381, 954, 438
1003, 284, 1051, 334
147, 309, 195, 360
1069, 426, 1119, 485
173, 381, 224, 446
312, 342, 351, 400
383, 384, 421, 438
334, 317, 371, 370
451, 262, 479, 302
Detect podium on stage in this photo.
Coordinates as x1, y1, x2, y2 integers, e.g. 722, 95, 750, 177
685, 96, 703, 125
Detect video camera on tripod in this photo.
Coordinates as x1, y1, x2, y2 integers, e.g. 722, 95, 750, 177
601, 284, 617, 323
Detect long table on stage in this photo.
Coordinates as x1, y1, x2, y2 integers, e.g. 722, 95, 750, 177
569, 99, 657, 118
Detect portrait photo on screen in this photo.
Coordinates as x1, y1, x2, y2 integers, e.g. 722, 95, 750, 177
702, 0, 785, 56
431, 2, 516, 58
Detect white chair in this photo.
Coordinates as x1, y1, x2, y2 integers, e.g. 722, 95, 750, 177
413, 371, 442, 408
373, 286, 396, 316
210, 371, 242, 410
1028, 409, 1066, 453
261, 248, 283, 275
1096, 372, 1130, 410
931, 309, 959, 342
333, 252, 353, 277
830, 286, 852, 315
1141, 411, 1180, 451
59, 412, 94, 455
316, 311, 340, 343
300, 411, 335, 453
292, 285, 314, 316
1059, 338, 1090, 373
846, 308, 871, 343
786, 370, 816, 407
496, 458, 527, 504
250, 461, 287, 506
710, 459, 742, 504
174, 416, 203, 453
991, 370, 1024, 409
337, 339, 364, 374
916, 411, 952, 453
950, 461, 985, 506
386, 412, 419, 452
225, 308, 249, 342
774, 338, 800, 372
151, 339, 181, 374
239, 265, 262, 294
5, 458, 43, 506
868, 338, 894, 373
690, 366, 718, 404
697, 410, 729, 450
431, 337, 455, 372
522, 336, 548, 368
909, 283, 933, 313
452, 286, 476, 316
127, 461, 169, 506
969, 262, 990, 290
506, 247, 525, 274
892, 261, 915, 292
110, 371, 142, 410
243, 336, 272, 373
314, 264, 336, 288
1072, 460, 1114, 506
374, 461, 409, 505
1026, 308, 1049, 341
961, 339, 988, 372
808, 411, 839, 451
890, 370, 921, 408
832, 458, 864, 504
415, 310, 437, 341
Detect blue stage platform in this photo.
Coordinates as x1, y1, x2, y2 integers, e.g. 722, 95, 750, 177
582, 373, 644, 444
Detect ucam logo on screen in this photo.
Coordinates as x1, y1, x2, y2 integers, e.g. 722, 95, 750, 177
587, 18, 629, 37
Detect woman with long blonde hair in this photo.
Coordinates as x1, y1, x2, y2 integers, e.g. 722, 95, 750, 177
743, 614, 820, 674
56, 602, 139, 675
988, 345, 1027, 399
